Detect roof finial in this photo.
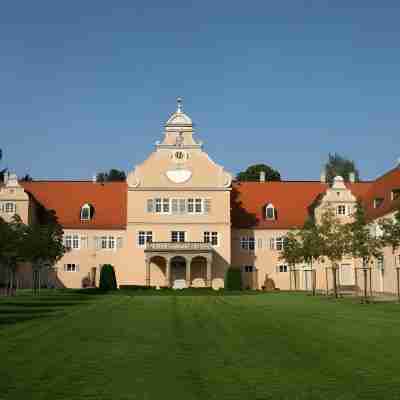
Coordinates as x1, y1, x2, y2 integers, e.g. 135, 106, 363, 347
177, 96, 183, 113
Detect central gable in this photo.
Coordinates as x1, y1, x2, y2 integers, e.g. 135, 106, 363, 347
127, 100, 232, 190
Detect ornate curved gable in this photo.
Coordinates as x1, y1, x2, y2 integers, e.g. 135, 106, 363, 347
127, 98, 232, 190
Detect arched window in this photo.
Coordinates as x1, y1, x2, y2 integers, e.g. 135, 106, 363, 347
265, 203, 276, 220
80, 203, 94, 222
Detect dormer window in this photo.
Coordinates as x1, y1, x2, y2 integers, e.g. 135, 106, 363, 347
265, 203, 276, 220
391, 189, 400, 201
373, 198, 384, 209
80, 203, 94, 222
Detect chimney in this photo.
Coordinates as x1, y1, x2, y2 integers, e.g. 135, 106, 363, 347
320, 170, 326, 183
259, 171, 266, 182
3, 171, 9, 185
92, 174, 97, 183
397, 158, 400, 168
349, 172, 355, 183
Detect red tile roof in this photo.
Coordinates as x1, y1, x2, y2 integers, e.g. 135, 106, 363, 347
361, 168, 400, 221
231, 180, 377, 229
21, 181, 127, 230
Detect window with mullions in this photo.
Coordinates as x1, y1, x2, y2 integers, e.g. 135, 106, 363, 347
204, 231, 219, 246
138, 231, 153, 247
240, 237, 255, 251
171, 231, 185, 242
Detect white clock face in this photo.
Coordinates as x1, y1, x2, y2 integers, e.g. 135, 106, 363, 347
166, 169, 192, 183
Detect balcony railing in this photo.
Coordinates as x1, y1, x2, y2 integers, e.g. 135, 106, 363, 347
145, 241, 212, 252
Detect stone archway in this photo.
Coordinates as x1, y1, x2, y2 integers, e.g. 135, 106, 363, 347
148, 256, 167, 287
190, 256, 208, 287
170, 256, 187, 289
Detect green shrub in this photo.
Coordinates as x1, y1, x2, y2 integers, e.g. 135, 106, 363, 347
225, 268, 242, 290
99, 264, 117, 291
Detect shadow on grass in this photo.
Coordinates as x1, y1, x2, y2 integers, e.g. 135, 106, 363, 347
0, 290, 96, 329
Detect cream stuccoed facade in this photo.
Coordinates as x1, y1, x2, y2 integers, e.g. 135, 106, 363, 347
1, 99, 400, 292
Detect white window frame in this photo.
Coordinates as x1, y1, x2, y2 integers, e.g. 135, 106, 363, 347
244, 265, 255, 272
171, 231, 185, 243
265, 203, 276, 220
275, 237, 284, 251
64, 263, 79, 272
80, 204, 92, 221
138, 231, 153, 248
240, 236, 255, 251
391, 189, 400, 201
187, 198, 195, 213
336, 204, 347, 215
277, 264, 288, 273
155, 198, 162, 213
4, 202, 16, 214
204, 231, 219, 247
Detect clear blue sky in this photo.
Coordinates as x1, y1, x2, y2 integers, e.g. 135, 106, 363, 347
1, 1, 399, 181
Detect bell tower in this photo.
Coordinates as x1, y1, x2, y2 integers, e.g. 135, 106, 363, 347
157, 97, 202, 149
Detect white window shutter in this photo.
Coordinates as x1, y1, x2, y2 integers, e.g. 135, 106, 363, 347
94, 236, 100, 250
171, 199, 179, 214
269, 238, 275, 250
117, 237, 123, 249
147, 199, 154, 213
76, 264, 80, 272
204, 199, 211, 214
179, 199, 186, 214
63, 264, 67, 272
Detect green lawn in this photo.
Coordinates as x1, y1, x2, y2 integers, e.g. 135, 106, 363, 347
1, 291, 400, 400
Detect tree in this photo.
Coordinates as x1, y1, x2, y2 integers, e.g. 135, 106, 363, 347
379, 205, 400, 258
96, 169, 126, 182
236, 164, 281, 182
325, 153, 359, 184
20, 174, 33, 182
99, 264, 117, 290
348, 201, 383, 301
318, 208, 350, 298
23, 211, 66, 294
0, 215, 28, 295
225, 268, 242, 290
280, 231, 303, 290
0, 148, 7, 183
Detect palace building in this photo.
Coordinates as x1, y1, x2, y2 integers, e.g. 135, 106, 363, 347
1, 99, 400, 292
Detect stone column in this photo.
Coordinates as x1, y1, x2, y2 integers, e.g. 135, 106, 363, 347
186, 257, 192, 288
165, 257, 171, 288
145, 258, 151, 287
206, 257, 212, 287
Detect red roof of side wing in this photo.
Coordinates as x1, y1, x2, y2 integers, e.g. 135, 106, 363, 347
232, 180, 374, 229
21, 181, 127, 230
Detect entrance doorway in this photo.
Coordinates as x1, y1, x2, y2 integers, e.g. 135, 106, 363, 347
171, 256, 187, 289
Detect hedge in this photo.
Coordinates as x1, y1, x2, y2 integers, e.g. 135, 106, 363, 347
225, 268, 242, 290
99, 264, 117, 291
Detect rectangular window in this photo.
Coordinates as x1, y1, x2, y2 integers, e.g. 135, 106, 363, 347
337, 205, 347, 215
240, 237, 254, 251
72, 234, 80, 249
195, 198, 202, 213
138, 231, 152, 247
155, 198, 162, 213
187, 198, 194, 213
162, 198, 170, 213
244, 266, 254, 272
108, 236, 115, 250
101, 236, 108, 249
204, 231, 219, 246
377, 256, 384, 270
4, 202, 16, 213
64, 235, 72, 249
171, 231, 185, 242
275, 237, 284, 251
278, 265, 288, 273
64, 263, 79, 272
